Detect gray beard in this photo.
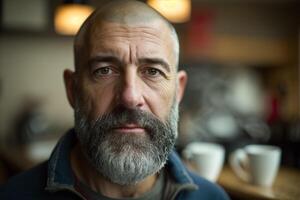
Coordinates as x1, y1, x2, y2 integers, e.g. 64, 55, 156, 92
74, 102, 178, 185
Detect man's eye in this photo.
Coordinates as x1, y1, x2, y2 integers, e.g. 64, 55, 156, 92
94, 67, 113, 76
145, 68, 163, 77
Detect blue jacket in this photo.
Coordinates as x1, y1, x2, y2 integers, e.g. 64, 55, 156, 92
0, 129, 230, 200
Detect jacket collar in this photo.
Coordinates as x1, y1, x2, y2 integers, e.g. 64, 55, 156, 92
45, 129, 196, 192
167, 150, 196, 185
45, 129, 76, 192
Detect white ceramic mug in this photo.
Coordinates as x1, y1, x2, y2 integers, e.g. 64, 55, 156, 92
182, 142, 225, 182
229, 144, 281, 187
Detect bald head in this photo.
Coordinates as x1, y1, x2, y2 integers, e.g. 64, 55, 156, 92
74, 0, 179, 71
90, 0, 167, 24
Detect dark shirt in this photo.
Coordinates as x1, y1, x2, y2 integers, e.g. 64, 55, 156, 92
74, 170, 165, 200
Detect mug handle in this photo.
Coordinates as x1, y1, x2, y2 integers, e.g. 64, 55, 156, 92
229, 149, 249, 182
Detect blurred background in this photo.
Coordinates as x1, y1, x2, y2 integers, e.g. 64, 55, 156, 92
0, 0, 299, 185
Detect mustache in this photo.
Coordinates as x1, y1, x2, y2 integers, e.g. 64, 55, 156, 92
91, 105, 168, 133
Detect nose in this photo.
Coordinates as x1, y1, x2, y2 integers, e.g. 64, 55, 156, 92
118, 68, 144, 109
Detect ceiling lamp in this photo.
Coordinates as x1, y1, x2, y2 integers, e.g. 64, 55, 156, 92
147, 0, 191, 23
54, 0, 94, 35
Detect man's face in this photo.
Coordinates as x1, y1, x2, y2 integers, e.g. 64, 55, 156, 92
76, 20, 178, 123
68, 20, 186, 185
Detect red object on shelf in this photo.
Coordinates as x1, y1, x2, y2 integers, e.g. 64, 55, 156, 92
187, 10, 215, 53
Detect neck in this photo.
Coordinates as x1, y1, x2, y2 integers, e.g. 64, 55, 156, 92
70, 143, 158, 198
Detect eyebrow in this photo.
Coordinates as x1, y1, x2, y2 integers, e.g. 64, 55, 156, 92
88, 55, 171, 72
88, 56, 122, 67
139, 58, 171, 73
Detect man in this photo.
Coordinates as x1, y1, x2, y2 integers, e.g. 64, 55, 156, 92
0, 0, 229, 199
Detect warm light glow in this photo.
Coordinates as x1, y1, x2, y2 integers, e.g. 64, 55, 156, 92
55, 4, 94, 35
147, 0, 191, 23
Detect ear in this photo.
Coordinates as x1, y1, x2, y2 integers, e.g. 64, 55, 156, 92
176, 70, 188, 103
63, 69, 76, 109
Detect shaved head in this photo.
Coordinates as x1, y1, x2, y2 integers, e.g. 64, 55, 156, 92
74, 0, 179, 72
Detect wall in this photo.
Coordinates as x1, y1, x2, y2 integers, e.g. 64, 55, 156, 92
0, 34, 74, 138
181, 2, 298, 65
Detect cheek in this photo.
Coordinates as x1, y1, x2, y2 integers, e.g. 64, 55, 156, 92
78, 79, 116, 120
145, 79, 177, 120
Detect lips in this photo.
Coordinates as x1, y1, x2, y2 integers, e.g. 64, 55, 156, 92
113, 123, 145, 133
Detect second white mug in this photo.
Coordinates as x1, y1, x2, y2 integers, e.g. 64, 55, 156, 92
229, 144, 281, 187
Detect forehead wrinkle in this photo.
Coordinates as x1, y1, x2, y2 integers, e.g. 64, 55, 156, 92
88, 40, 172, 72
89, 46, 169, 67
89, 34, 163, 55
92, 35, 164, 51
92, 32, 163, 45
91, 23, 165, 42
89, 25, 168, 55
